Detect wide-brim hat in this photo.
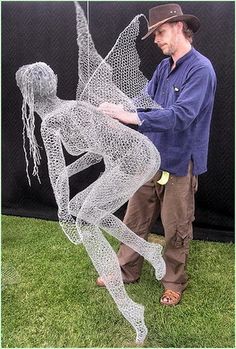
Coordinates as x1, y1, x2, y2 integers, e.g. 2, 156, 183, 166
142, 3, 200, 40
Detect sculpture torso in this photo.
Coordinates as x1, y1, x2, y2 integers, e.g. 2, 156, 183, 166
41, 100, 156, 172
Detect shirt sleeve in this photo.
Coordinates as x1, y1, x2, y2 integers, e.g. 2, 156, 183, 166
138, 66, 216, 133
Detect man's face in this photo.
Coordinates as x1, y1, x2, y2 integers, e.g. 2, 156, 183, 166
153, 22, 179, 56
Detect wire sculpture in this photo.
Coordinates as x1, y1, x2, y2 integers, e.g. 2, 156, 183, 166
15, 2, 165, 344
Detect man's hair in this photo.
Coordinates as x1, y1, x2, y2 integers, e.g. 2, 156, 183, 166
170, 21, 194, 43
181, 21, 194, 43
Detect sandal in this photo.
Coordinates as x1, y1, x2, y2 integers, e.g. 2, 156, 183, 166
160, 289, 182, 306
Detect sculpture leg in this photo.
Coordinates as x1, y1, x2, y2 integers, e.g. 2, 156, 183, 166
100, 214, 166, 280
77, 168, 165, 280
75, 167, 166, 342
76, 218, 148, 343
69, 182, 96, 216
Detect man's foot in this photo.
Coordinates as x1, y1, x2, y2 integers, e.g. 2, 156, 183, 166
160, 289, 182, 306
96, 276, 140, 287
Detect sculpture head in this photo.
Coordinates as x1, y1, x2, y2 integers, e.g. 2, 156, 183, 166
15, 62, 57, 186
16, 62, 57, 103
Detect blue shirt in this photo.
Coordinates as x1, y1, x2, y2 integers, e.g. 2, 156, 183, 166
138, 48, 217, 176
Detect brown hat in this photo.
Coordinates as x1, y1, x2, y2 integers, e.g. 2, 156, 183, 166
142, 3, 200, 40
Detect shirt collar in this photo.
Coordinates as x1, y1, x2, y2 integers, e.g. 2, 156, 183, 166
169, 47, 195, 71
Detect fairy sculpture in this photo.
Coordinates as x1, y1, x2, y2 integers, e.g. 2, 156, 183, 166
15, 2, 165, 343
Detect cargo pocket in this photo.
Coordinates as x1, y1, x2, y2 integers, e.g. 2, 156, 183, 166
172, 222, 193, 248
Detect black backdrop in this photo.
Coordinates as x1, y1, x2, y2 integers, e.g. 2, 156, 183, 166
2, 1, 234, 242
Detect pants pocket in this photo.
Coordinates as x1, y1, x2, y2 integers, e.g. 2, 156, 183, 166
172, 222, 193, 248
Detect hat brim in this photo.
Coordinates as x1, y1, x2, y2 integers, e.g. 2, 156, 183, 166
141, 14, 200, 40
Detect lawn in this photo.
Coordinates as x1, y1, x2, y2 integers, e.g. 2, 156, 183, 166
1, 215, 235, 348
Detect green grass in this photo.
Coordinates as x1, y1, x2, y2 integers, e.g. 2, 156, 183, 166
1, 215, 235, 348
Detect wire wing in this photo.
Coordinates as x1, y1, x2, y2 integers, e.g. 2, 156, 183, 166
74, 1, 160, 111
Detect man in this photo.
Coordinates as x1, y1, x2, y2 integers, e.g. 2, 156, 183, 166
98, 3, 217, 306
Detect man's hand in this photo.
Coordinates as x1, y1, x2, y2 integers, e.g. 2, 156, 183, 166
98, 102, 141, 125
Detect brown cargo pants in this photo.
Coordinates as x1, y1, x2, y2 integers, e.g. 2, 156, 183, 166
117, 161, 198, 293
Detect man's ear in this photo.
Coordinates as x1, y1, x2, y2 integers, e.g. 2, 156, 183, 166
176, 21, 184, 34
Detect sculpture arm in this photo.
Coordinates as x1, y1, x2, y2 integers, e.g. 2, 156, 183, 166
41, 124, 81, 244
41, 125, 67, 198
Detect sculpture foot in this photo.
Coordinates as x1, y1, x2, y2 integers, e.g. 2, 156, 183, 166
154, 254, 166, 280
147, 244, 166, 280
135, 324, 148, 344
